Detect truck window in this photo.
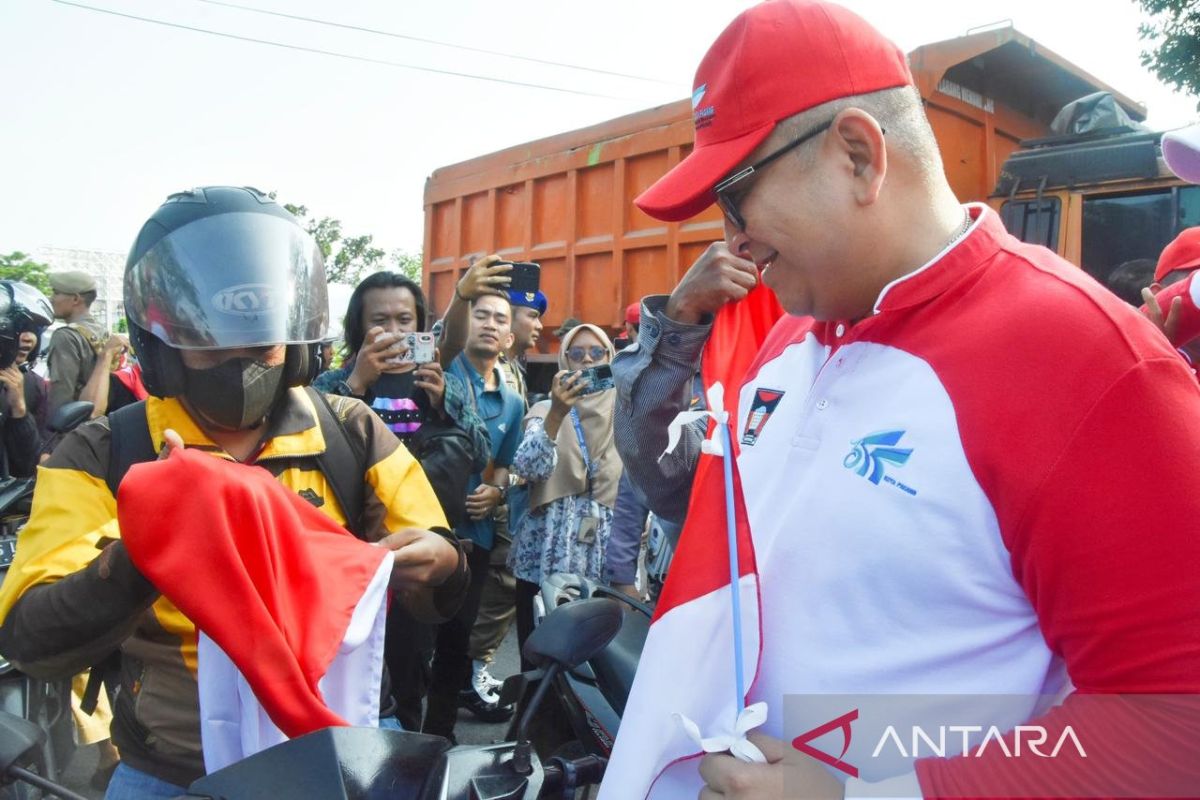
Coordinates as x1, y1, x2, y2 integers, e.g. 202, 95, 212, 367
1081, 186, 1200, 287
999, 198, 1060, 250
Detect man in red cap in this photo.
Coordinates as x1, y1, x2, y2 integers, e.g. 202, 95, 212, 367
606, 2, 1200, 798
1141, 227, 1200, 363
625, 301, 641, 342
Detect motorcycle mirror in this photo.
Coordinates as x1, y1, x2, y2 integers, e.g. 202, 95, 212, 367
47, 400, 94, 434
0, 710, 44, 774
522, 597, 623, 670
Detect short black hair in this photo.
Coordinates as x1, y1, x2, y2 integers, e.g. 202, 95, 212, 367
79, 290, 97, 308
470, 293, 511, 311
342, 272, 427, 358
1106, 258, 1156, 306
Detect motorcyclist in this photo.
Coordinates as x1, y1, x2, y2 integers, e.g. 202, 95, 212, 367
0, 281, 54, 478
0, 186, 467, 797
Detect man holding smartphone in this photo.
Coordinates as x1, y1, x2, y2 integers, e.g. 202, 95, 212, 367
426, 283, 525, 738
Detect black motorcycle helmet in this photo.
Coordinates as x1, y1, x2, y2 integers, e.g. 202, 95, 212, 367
123, 186, 329, 397
0, 281, 54, 370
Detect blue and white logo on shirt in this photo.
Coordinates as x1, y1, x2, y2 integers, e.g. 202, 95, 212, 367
844, 430, 916, 495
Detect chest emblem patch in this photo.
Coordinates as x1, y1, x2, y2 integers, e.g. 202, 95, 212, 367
741, 388, 786, 446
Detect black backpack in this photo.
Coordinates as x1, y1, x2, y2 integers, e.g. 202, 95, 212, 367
405, 417, 476, 530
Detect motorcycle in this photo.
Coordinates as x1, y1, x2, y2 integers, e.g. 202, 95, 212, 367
0, 596, 625, 800
518, 574, 652, 765
0, 401, 95, 798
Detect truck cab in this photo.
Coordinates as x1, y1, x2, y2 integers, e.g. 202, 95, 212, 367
991, 122, 1194, 288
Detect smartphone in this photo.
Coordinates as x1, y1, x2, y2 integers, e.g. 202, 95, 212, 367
394, 332, 436, 364
577, 364, 614, 395
501, 261, 541, 295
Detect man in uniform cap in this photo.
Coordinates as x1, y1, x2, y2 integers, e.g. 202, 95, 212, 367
46, 270, 109, 413
605, 2, 1200, 798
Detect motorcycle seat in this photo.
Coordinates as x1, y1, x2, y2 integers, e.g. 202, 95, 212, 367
587, 607, 650, 718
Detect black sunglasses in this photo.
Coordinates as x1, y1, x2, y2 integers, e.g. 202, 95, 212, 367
714, 119, 877, 231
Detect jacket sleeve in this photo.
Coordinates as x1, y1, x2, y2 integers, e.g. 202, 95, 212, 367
0, 420, 158, 679
442, 372, 490, 474
310, 366, 350, 394
2, 411, 40, 478
915, 357, 1200, 797
611, 295, 711, 523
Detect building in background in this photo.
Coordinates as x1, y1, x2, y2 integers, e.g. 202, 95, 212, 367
33, 246, 125, 331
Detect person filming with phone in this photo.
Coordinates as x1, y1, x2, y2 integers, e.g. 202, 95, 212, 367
314, 272, 490, 733
507, 323, 621, 660
314, 272, 487, 463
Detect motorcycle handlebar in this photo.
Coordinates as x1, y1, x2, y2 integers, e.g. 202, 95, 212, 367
541, 754, 606, 796
591, 584, 654, 618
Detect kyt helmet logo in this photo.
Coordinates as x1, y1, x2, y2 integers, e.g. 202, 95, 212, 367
792, 709, 859, 778
213, 284, 277, 317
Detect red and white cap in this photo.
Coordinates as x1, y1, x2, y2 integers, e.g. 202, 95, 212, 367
635, 1, 912, 222
1155, 227, 1200, 282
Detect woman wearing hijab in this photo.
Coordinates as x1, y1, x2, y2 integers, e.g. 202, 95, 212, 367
508, 323, 623, 651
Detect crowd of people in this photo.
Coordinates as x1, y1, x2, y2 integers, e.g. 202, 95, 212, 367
0, 187, 655, 797
1, 2, 1199, 799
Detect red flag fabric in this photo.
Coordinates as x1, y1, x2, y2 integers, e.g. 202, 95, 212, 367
654, 281, 784, 620
118, 448, 392, 741
601, 282, 785, 799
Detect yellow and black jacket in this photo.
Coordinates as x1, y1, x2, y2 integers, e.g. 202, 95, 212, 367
0, 387, 461, 786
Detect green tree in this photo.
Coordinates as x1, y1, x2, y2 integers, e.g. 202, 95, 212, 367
390, 250, 423, 283
1137, 0, 1200, 105
0, 251, 53, 296
275, 197, 411, 286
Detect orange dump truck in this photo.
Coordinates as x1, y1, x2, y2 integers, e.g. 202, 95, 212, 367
423, 26, 1168, 371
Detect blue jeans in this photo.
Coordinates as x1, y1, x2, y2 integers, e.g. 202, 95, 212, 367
104, 763, 187, 800
379, 716, 405, 731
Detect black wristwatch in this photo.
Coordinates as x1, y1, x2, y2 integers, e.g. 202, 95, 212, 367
493, 484, 509, 504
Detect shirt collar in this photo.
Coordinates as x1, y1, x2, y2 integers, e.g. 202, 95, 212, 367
144, 387, 326, 461
456, 352, 501, 391
871, 203, 1001, 315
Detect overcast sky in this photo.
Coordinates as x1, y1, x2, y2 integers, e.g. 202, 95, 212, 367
2, 0, 1196, 259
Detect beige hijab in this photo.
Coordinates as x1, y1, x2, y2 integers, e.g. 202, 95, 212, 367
528, 324, 622, 511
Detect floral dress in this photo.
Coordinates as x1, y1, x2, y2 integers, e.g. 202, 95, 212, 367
507, 416, 614, 585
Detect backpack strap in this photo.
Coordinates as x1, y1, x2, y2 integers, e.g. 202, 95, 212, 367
105, 400, 155, 497
307, 387, 367, 540
84, 401, 155, 715
67, 323, 107, 357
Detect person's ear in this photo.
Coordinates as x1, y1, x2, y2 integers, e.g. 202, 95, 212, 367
504, 332, 514, 350
830, 109, 887, 206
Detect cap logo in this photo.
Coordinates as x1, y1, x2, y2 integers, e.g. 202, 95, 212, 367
525, 292, 536, 301
692, 82, 715, 130
213, 283, 277, 317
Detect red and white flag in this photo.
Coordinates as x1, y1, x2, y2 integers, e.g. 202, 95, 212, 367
600, 283, 784, 799
119, 447, 393, 773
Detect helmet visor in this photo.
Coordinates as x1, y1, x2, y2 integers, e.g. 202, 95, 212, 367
125, 213, 328, 349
